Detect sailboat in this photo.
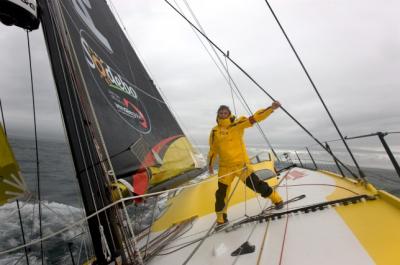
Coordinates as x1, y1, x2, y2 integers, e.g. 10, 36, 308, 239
0, 0, 399, 264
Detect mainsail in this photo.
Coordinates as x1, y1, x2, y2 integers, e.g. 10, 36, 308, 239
1, 0, 203, 262
39, 0, 203, 195
0, 125, 27, 205
36, 0, 204, 263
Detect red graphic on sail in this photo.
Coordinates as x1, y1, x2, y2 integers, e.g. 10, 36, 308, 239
123, 98, 148, 129
132, 135, 182, 202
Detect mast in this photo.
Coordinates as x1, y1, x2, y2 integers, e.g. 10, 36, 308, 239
38, 0, 128, 263
1, 0, 204, 262
37, 0, 203, 263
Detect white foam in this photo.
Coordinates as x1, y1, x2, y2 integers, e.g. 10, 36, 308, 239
0, 201, 89, 264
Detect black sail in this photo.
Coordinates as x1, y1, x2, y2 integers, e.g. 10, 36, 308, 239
43, 0, 201, 194
38, 0, 203, 263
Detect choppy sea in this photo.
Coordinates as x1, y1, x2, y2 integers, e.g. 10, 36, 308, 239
1, 138, 399, 264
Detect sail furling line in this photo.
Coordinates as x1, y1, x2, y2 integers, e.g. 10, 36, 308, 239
261, 0, 365, 179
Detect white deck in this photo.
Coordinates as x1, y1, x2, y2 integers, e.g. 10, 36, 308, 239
147, 168, 377, 265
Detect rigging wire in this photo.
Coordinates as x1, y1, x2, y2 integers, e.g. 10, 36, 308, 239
176, 0, 245, 108
176, 0, 244, 108
224, 52, 237, 116
181, 164, 288, 263
178, 0, 279, 159
163, 0, 359, 179
182, 178, 242, 265
278, 177, 289, 265
16, 200, 30, 265
231, 170, 290, 265
247, 170, 266, 212
26, 30, 43, 265
171, 0, 247, 150
261, 0, 365, 179
308, 131, 400, 147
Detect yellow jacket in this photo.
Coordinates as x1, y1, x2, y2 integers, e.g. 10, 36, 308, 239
208, 107, 274, 168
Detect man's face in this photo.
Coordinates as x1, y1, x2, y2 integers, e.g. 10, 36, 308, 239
218, 108, 230, 119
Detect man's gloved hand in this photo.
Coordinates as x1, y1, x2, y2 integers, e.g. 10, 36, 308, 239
271, 101, 281, 110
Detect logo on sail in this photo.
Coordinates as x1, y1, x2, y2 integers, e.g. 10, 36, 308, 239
81, 33, 151, 133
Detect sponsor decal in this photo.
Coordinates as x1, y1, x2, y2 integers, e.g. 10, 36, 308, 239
287, 169, 306, 180
81, 32, 151, 133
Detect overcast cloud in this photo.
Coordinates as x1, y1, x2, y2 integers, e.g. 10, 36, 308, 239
0, 0, 399, 158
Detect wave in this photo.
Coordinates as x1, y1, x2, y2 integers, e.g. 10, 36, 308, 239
0, 201, 91, 265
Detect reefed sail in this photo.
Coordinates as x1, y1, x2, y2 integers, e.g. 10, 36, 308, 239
0, 125, 27, 205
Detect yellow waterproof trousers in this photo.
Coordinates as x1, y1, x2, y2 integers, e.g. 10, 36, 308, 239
215, 164, 282, 223
218, 164, 252, 186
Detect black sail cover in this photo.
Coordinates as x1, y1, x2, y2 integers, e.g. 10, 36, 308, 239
41, 0, 203, 196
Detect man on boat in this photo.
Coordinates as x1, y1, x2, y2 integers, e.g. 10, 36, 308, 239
208, 102, 283, 226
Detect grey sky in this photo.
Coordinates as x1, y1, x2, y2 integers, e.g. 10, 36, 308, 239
0, 0, 399, 158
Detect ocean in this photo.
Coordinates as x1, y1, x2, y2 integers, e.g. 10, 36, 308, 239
1, 137, 399, 264
1, 138, 91, 265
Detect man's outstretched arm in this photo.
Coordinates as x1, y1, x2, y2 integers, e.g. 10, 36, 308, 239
234, 101, 281, 129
